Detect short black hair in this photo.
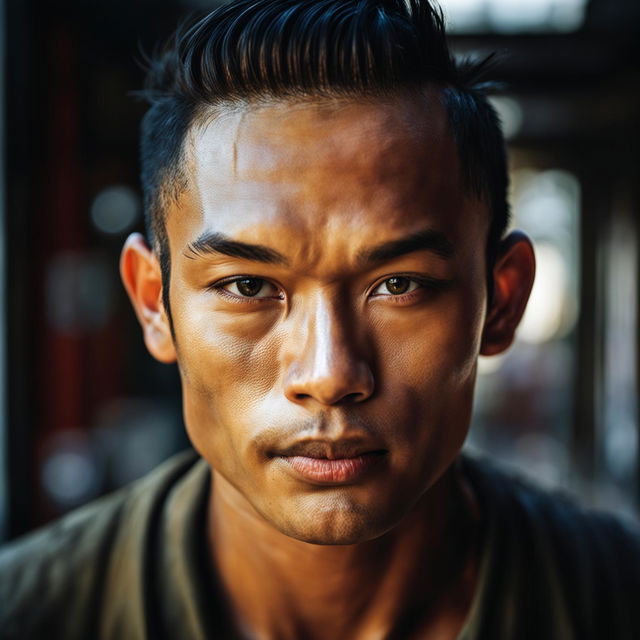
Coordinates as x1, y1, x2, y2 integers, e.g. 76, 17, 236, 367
140, 0, 509, 318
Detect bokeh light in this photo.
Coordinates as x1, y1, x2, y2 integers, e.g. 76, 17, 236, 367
442, 0, 589, 32
90, 184, 140, 235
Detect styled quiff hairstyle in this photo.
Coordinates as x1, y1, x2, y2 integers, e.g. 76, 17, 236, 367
140, 0, 509, 316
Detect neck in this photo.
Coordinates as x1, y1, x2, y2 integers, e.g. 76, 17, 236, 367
207, 460, 479, 640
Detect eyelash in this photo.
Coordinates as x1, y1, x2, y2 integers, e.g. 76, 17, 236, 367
370, 275, 452, 303
208, 274, 451, 303
208, 276, 284, 304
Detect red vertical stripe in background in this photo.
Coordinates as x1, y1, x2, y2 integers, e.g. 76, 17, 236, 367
35, 27, 87, 523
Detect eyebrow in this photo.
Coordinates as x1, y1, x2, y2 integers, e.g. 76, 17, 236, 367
184, 232, 289, 265
358, 228, 455, 264
183, 227, 454, 267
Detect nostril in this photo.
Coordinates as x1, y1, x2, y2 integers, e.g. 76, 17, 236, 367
290, 390, 367, 405
285, 366, 375, 406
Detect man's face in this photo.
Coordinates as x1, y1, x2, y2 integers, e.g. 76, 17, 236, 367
164, 91, 490, 544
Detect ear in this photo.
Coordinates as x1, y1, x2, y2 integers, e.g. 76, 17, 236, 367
120, 232, 177, 364
480, 231, 536, 356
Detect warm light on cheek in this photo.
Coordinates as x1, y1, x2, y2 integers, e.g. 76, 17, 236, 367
176, 327, 282, 481
372, 286, 484, 366
172, 295, 284, 410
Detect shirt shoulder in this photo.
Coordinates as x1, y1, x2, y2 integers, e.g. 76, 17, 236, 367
462, 453, 640, 640
0, 449, 201, 640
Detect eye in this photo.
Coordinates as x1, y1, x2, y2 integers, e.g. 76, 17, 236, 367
218, 277, 280, 298
372, 276, 421, 296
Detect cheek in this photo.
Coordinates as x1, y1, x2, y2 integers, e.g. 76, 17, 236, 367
371, 287, 484, 471
375, 287, 485, 394
171, 299, 283, 456
175, 297, 281, 394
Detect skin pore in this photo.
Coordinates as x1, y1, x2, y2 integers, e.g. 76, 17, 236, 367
121, 89, 535, 639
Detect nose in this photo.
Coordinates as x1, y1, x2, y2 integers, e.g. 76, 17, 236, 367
284, 296, 375, 406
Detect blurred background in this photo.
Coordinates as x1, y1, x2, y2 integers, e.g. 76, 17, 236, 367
0, 0, 639, 541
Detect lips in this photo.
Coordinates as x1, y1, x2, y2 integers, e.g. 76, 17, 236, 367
272, 440, 387, 485
283, 453, 385, 483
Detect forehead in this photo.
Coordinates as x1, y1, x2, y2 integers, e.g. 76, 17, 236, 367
167, 90, 487, 264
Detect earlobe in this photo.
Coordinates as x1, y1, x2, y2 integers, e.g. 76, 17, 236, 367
120, 232, 177, 364
480, 231, 536, 357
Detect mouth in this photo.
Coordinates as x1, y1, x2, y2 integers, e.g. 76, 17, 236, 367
270, 441, 388, 485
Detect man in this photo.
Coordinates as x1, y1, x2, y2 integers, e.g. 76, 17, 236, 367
1, 1, 639, 638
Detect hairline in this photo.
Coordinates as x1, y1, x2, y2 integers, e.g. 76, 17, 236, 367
153, 82, 484, 250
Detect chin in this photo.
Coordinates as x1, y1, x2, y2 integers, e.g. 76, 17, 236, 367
270, 496, 402, 546
282, 522, 385, 546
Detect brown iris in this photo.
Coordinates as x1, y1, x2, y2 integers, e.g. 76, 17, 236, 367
385, 276, 411, 295
236, 278, 264, 297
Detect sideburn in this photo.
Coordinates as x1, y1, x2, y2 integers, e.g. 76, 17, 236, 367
158, 234, 175, 339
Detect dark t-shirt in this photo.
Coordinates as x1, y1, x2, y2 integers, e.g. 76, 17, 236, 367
1, 450, 639, 639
